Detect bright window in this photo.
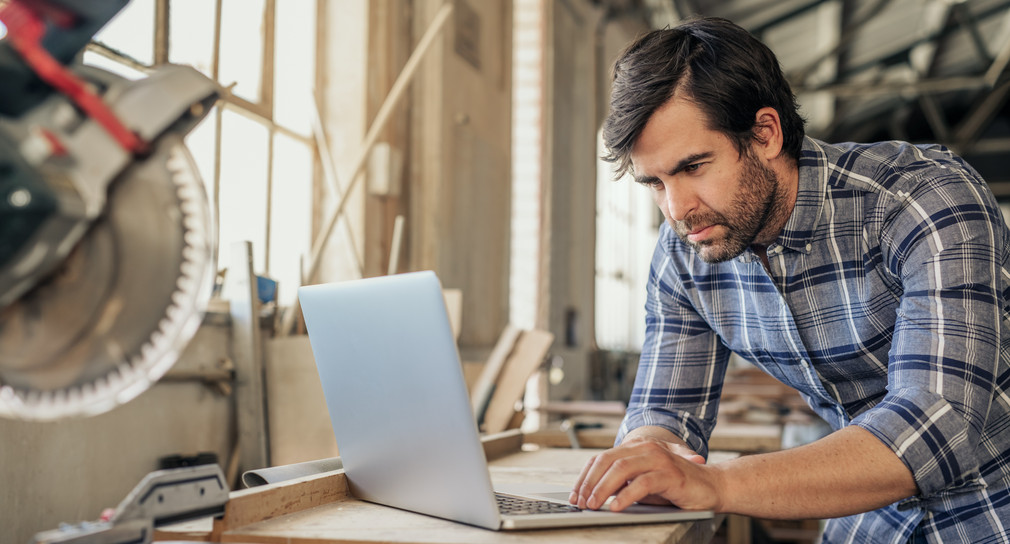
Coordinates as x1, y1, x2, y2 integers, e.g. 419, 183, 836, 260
89, 0, 319, 306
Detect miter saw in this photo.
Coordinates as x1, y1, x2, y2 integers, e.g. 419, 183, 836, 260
0, 0, 219, 420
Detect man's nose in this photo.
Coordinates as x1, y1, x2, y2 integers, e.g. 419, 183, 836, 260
665, 183, 698, 222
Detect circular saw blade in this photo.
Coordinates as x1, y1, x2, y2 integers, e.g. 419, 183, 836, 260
0, 133, 215, 420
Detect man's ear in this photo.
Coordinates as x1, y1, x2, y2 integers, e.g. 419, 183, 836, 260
752, 107, 784, 160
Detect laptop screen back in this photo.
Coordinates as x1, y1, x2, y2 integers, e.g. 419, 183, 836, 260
297, 271, 502, 530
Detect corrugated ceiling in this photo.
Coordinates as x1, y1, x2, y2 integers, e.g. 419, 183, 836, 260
625, 0, 1010, 190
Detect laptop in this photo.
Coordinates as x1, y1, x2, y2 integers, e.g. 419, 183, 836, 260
297, 271, 713, 530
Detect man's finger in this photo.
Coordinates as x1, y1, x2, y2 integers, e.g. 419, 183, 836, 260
569, 453, 598, 504
583, 453, 657, 510
610, 472, 670, 512
576, 451, 623, 508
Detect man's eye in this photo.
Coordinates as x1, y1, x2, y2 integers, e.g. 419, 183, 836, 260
684, 163, 701, 173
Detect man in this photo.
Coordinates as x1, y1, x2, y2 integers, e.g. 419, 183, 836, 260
570, 17, 1010, 543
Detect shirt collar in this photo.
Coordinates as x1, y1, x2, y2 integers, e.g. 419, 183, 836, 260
774, 136, 827, 254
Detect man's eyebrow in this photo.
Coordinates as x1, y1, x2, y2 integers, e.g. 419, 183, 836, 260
633, 152, 714, 186
665, 152, 714, 176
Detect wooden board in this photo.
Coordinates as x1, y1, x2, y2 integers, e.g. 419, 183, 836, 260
481, 329, 554, 434
470, 324, 522, 420
154, 469, 349, 541
522, 427, 620, 449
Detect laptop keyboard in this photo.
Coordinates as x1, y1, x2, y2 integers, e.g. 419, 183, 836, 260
495, 493, 582, 516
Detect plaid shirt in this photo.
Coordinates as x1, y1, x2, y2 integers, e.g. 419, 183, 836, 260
618, 137, 1010, 543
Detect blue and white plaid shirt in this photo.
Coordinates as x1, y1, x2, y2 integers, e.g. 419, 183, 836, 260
618, 137, 1010, 543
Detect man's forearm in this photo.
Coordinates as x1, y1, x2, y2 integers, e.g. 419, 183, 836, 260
711, 425, 918, 519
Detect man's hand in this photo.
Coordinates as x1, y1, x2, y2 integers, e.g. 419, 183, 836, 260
569, 432, 723, 513
570, 425, 919, 520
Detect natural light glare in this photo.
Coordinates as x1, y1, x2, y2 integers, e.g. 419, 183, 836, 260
93, 0, 155, 65
0, 20, 7, 41
595, 129, 655, 352
169, 0, 215, 78
218, 109, 269, 273
220, 0, 265, 103
269, 133, 312, 305
82, 51, 146, 80
274, 0, 317, 135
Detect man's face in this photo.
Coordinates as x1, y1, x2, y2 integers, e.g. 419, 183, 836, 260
630, 97, 785, 263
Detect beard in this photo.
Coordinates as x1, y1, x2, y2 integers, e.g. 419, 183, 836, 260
672, 152, 787, 263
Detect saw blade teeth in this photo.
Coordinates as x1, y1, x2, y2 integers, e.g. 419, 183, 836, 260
171, 290, 188, 307
69, 383, 86, 404
165, 304, 182, 323
115, 362, 133, 385
183, 231, 207, 251
104, 368, 121, 391
179, 260, 198, 280
157, 319, 173, 341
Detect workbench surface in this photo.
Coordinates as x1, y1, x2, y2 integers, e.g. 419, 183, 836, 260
157, 447, 729, 544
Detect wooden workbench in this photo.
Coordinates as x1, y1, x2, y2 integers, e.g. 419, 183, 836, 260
156, 441, 730, 543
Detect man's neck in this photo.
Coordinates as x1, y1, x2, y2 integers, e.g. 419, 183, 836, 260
753, 158, 800, 247
750, 244, 770, 272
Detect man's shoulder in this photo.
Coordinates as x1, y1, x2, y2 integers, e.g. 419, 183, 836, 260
801, 137, 983, 195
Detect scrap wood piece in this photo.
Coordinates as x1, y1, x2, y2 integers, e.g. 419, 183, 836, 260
470, 324, 522, 422
481, 329, 555, 434
212, 470, 349, 536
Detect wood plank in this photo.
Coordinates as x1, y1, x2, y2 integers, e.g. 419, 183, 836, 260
481, 329, 555, 434
470, 324, 522, 421
224, 241, 270, 474
215, 470, 350, 534
522, 427, 619, 449
410, 0, 512, 348
155, 470, 349, 542
480, 429, 524, 461
537, 401, 626, 417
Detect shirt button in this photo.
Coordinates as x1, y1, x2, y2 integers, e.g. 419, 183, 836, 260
805, 243, 812, 252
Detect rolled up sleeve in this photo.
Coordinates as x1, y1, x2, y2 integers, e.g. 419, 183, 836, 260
852, 171, 1004, 497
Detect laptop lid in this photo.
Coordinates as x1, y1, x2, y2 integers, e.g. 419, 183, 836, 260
298, 271, 503, 530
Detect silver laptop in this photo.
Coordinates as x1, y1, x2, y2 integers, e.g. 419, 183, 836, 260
297, 271, 713, 530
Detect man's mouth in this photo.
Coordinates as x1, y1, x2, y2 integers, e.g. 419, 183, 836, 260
687, 224, 716, 243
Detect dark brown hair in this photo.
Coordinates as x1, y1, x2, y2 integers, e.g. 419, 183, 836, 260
602, 17, 805, 178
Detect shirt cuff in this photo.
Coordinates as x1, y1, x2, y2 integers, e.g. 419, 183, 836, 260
851, 388, 980, 497
617, 406, 712, 459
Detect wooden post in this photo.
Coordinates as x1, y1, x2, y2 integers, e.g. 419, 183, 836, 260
225, 241, 270, 475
